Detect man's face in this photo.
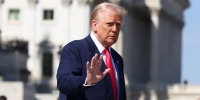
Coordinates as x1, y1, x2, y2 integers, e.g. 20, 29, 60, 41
92, 10, 122, 47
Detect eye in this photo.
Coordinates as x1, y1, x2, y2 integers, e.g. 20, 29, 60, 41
117, 21, 122, 26
116, 23, 121, 27
106, 22, 114, 27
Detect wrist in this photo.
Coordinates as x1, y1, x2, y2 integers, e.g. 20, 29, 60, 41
83, 77, 96, 87
86, 78, 94, 85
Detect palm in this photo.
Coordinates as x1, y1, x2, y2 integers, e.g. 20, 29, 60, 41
86, 54, 110, 85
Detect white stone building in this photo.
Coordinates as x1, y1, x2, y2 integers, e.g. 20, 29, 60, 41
0, 0, 91, 89
1, 0, 198, 100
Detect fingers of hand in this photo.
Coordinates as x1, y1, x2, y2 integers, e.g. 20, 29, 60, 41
86, 54, 105, 83
91, 56, 95, 68
91, 54, 98, 68
86, 61, 90, 69
94, 54, 98, 67
87, 54, 103, 72
97, 55, 103, 70
98, 55, 103, 66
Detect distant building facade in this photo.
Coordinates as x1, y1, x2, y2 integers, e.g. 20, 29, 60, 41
0, 0, 91, 90
1, 0, 196, 100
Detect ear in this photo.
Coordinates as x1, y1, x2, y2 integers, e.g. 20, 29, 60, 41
91, 20, 97, 33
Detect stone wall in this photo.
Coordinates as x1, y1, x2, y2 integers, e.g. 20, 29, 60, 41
0, 82, 35, 100
127, 84, 200, 100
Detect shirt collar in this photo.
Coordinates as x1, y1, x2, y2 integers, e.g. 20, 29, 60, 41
90, 31, 111, 54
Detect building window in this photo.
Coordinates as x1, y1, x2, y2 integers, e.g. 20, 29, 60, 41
8, 9, 20, 22
42, 52, 53, 78
43, 9, 54, 21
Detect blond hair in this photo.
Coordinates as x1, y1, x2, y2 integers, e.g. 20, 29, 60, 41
90, 2, 127, 26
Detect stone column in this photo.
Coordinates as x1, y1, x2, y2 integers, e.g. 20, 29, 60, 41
149, 7, 161, 85
27, 0, 38, 6
61, 0, 72, 7
147, 0, 190, 85
77, 0, 88, 5
26, 0, 39, 82
121, 0, 189, 99
60, 0, 72, 45
68, 0, 90, 41
0, 0, 3, 40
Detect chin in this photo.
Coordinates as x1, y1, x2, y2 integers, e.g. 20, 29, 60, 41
107, 41, 116, 47
104, 39, 117, 46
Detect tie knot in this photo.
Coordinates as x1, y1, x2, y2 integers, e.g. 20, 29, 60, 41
104, 48, 110, 54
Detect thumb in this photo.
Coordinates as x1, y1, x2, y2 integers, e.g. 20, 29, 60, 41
103, 68, 110, 76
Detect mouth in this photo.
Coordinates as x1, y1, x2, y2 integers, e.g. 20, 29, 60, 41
108, 36, 115, 39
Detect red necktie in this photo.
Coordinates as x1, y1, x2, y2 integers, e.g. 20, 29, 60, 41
104, 48, 117, 100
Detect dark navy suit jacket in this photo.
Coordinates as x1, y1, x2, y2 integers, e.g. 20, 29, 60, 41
57, 35, 126, 100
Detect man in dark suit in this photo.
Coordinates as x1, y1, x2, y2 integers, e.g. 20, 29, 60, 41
57, 2, 127, 100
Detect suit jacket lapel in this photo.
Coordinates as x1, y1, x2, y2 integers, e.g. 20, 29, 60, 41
111, 49, 122, 100
85, 35, 107, 72
111, 48, 120, 75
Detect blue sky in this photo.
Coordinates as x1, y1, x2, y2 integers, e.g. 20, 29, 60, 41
182, 0, 200, 84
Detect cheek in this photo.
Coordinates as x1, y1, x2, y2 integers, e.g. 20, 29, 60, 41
117, 32, 120, 36
102, 28, 108, 33
101, 27, 110, 36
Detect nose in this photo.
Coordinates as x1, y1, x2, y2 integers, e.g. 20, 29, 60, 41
112, 24, 118, 33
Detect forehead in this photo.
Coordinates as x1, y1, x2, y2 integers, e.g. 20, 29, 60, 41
98, 10, 122, 21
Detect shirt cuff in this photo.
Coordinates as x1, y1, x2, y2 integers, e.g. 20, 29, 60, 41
83, 77, 96, 87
